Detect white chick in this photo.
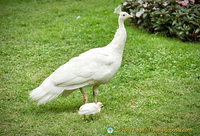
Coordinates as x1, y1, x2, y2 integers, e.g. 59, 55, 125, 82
78, 102, 103, 119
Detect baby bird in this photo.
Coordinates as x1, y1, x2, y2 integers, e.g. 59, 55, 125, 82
78, 102, 103, 119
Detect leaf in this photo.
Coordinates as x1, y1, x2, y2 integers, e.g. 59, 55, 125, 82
195, 29, 200, 34
143, 13, 147, 18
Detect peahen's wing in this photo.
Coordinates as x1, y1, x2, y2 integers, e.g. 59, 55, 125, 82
50, 48, 114, 90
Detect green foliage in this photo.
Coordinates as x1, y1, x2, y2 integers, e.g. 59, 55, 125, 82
122, 0, 200, 41
0, 0, 200, 135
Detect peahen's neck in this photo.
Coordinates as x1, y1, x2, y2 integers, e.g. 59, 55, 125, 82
107, 17, 127, 56
118, 17, 125, 28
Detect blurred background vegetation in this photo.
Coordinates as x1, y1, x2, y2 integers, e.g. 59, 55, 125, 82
122, 0, 200, 41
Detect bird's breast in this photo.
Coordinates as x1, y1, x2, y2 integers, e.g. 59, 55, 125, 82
95, 57, 122, 84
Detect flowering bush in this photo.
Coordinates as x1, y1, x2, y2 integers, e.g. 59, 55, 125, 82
122, 0, 200, 41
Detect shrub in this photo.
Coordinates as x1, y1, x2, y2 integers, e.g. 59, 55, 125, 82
122, 0, 200, 41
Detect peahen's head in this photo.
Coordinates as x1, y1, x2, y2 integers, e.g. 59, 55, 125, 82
114, 5, 132, 20
119, 12, 133, 20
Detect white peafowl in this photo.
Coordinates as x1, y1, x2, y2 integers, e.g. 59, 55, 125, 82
29, 7, 132, 105
78, 102, 103, 119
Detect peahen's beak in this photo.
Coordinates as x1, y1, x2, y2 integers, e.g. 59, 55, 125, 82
128, 14, 133, 18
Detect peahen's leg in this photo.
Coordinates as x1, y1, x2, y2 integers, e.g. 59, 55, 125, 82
93, 86, 99, 104
80, 88, 88, 104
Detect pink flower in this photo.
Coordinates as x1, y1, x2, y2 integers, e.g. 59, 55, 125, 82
163, 2, 168, 6
190, 0, 195, 3
176, 0, 189, 6
138, 0, 143, 5
143, 2, 148, 7
176, 0, 195, 6
136, 8, 145, 17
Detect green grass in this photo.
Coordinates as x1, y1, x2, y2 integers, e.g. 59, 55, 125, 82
0, 0, 200, 135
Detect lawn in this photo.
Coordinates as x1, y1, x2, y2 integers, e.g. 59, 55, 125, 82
0, 0, 200, 135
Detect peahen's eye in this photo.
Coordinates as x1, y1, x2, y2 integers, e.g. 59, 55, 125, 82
123, 14, 125, 16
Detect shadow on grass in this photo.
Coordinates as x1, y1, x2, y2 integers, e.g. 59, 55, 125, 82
80, 114, 102, 122
30, 101, 81, 114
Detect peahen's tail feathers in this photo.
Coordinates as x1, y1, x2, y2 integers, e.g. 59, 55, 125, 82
29, 85, 64, 105
29, 76, 87, 105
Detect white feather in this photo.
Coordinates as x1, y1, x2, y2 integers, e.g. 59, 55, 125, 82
29, 11, 132, 105
78, 102, 103, 115
114, 5, 122, 14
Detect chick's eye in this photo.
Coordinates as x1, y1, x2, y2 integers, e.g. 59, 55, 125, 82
123, 14, 125, 16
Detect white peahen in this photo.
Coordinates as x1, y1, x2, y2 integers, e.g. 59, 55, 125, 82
29, 8, 132, 105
